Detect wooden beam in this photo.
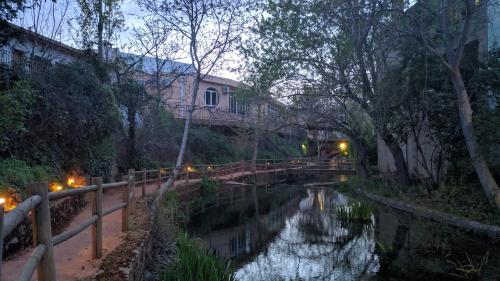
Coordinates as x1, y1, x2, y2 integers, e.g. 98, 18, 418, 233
27, 182, 56, 281
91, 177, 103, 259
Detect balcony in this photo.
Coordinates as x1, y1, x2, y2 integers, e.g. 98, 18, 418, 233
170, 105, 254, 127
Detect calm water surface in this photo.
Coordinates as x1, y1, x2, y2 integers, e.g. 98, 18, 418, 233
187, 183, 500, 281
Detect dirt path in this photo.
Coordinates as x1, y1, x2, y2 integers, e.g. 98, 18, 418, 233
1, 169, 281, 281
1, 182, 161, 281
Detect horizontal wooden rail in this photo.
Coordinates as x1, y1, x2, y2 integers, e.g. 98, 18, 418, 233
53, 215, 98, 246
103, 202, 127, 216
18, 244, 47, 281
48, 185, 97, 201
0, 157, 354, 281
102, 181, 127, 190
2, 195, 41, 239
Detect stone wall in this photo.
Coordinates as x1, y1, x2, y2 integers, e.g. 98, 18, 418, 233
3, 194, 87, 259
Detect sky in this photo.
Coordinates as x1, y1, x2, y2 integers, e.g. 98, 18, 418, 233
12, 0, 243, 80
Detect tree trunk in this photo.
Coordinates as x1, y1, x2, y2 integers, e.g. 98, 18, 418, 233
97, 0, 103, 60
161, 77, 201, 196
450, 70, 500, 207
381, 131, 410, 186
127, 109, 136, 169
251, 103, 262, 173
252, 136, 259, 173
351, 137, 370, 179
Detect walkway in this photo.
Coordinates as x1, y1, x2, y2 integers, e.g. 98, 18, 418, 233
1, 163, 337, 281
1, 169, 275, 281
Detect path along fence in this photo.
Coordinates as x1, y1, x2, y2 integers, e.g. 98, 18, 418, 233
0, 157, 354, 281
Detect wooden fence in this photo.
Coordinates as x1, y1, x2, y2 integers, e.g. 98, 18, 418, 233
0, 157, 354, 281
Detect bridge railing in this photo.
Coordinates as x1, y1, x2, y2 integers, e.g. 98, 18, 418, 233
0, 157, 354, 281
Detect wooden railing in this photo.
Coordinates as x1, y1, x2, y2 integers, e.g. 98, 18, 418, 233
0, 157, 354, 281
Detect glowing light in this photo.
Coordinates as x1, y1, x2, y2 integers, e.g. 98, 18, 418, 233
340, 175, 348, 182
301, 143, 307, 154
66, 174, 85, 188
338, 142, 348, 152
0, 195, 18, 211
50, 183, 64, 192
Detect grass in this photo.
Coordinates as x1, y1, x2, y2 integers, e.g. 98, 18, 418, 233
162, 233, 235, 281
446, 252, 489, 280
337, 176, 500, 226
334, 200, 374, 222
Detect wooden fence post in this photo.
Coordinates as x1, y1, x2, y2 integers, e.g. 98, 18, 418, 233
28, 182, 57, 281
157, 170, 162, 189
142, 169, 147, 198
0, 206, 4, 278
122, 175, 131, 232
128, 169, 135, 205
91, 177, 103, 259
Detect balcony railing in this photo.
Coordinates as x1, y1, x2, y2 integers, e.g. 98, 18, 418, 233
170, 105, 254, 125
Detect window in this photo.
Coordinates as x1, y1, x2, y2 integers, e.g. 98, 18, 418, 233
205, 88, 218, 106
229, 93, 248, 115
0, 49, 11, 65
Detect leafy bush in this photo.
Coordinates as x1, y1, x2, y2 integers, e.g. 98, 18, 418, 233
162, 233, 235, 281
10, 61, 119, 173
188, 126, 235, 164
0, 158, 50, 195
200, 176, 218, 197
258, 133, 301, 160
0, 81, 33, 151
86, 138, 117, 181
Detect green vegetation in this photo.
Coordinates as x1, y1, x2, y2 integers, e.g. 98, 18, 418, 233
162, 233, 235, 281
334, 200, 373, 222
200, 176, 218, 196
338, 176, 500, 226
446, 252, 489, 280
0, 58, 300, 198
0, 158, 49, 195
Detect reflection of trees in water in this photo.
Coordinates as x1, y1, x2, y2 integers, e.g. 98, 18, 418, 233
235, 199, 379, 281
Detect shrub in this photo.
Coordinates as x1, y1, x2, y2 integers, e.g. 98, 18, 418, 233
162, 233, 235, 281
200, 176, 218, 196
0, 158, 50, 195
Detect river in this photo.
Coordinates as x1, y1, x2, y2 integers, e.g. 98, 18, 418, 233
187, 183, 500, 280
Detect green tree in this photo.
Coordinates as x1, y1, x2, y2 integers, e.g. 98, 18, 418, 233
114, 78, 148, 169
76, 0, 125, 60
9, 61, 119, 174
0, 81, 33, 152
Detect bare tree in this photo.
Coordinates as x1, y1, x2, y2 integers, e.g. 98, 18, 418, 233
131, 18, 188, 113
398, 0, 500, 206
12, 0, 72, 59
140, 0, 251, 195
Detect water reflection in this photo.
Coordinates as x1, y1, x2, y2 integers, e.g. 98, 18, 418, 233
187, 184, 500, 281
190, 187, 379, 280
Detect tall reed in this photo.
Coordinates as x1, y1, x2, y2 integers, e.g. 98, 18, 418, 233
162, 233, 235, 281
335, 201, 373, 222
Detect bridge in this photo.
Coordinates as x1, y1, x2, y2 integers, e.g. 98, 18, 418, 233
0, 157, 355, 281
